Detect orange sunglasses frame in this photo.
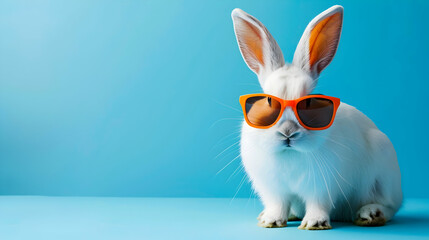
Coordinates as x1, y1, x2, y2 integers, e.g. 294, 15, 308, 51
239, 94, 341, 130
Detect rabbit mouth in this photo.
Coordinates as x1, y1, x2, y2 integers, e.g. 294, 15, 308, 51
277, 131, 301, 148
285, 138, 292, 147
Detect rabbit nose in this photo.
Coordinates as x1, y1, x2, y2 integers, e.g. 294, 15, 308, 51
278, 120, 301, 138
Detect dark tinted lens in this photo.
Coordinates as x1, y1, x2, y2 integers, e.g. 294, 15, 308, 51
296, 98, 334, 128
245, 96, 282, 127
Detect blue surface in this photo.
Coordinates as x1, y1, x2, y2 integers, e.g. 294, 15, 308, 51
1, 0, 429, 198
0, 197, 427, 240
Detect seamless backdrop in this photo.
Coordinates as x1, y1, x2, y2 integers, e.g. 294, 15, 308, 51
0, 0, 428, 198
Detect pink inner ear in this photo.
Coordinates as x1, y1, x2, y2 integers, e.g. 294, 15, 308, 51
309, 12, 342, 74
239, 20, 264, 72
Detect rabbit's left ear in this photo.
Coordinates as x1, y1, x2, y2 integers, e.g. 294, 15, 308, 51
293, 5, 343, 78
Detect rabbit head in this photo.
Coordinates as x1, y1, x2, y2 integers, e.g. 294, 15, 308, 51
232, 6, 343, 152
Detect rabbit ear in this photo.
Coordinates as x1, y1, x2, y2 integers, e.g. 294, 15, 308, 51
232, 8, 285, 85
293, 5, 343, 78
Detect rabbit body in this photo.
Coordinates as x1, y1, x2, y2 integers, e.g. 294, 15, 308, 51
232, 6, 402, 229
241, 87, 402, 228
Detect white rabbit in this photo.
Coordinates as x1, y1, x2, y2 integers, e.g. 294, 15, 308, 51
232, 5, 402, 230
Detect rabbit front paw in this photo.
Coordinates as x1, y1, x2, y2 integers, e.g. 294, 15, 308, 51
298, 215, 331, 230
354, 204, 386, 226
257, 209, 287, 228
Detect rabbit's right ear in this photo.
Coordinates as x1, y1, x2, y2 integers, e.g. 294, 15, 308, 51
232, 9, 285, 85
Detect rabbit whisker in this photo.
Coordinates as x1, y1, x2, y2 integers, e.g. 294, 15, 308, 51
212, 99, 242, 113
216, 154, 241, 175
209, 118, 243, 129
227, 163, 244, 182
231, 174, 248, 204
319, 151, 353, 216
312, 152, 335, 209
215, 141, 240, 160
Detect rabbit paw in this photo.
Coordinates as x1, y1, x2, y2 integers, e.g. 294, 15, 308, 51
354, 204, 386, 226
257, 210, 287, 228
298, 215, 331, 230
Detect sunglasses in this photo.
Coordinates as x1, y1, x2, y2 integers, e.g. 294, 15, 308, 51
239, 94, 340, 130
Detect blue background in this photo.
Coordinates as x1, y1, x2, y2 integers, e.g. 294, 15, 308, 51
0, 0, 428, 198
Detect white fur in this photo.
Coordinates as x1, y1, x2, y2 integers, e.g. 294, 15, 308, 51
232, 5, 402, 229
